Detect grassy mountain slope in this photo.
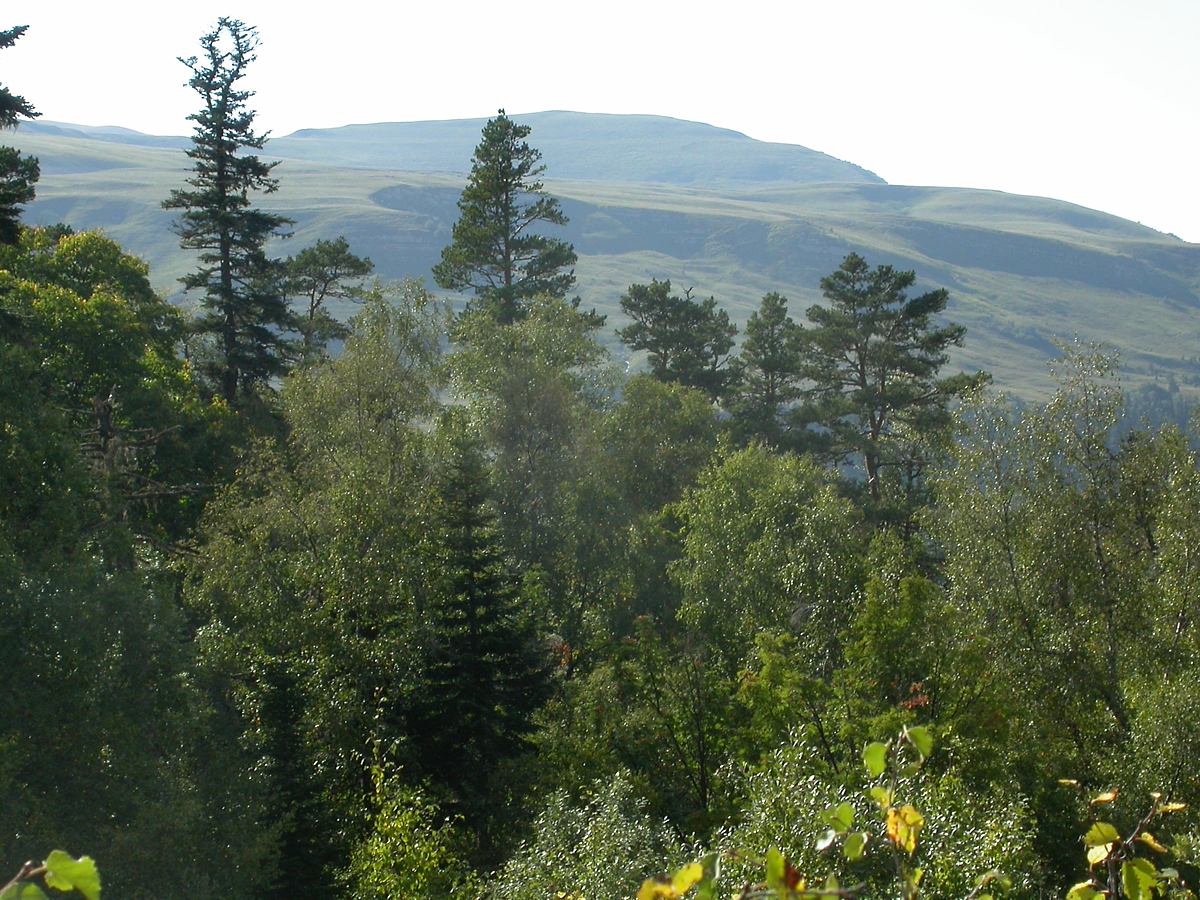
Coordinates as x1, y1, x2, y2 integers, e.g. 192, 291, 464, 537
10, 113, 1199, 397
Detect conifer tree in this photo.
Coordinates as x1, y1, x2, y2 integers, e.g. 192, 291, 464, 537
798, 253, 979, 501
163, 18, 293, 404
0, 25, 39, 245
729, 292, 804, 444
413, 436, 549, 814
433, 109, 576, 324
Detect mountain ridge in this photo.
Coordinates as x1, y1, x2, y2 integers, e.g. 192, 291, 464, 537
9, 111, 1199, 397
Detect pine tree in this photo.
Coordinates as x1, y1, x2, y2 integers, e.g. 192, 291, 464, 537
433, 109, 576, 324
0, 26, 39, 245
616, 279, 737, 400
798, 253, 980, 502
163, 18, 293, 404
413, 438, 548, 816
729, 292, 804, 444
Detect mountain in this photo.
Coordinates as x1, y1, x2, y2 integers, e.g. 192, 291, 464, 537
10, 111, 1200, 397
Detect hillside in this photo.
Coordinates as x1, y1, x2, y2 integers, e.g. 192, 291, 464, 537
11, 112, 1200, 397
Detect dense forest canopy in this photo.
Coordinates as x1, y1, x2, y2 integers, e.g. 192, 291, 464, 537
2, 19, 1199, 900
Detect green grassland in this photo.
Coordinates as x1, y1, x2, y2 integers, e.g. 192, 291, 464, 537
12, 112, 1200, 397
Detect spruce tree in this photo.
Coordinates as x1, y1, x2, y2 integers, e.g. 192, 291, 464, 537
433, 109, 576, 324
413, 437, 548, 816
163, 18, 293, 404
0, 26, 39, 245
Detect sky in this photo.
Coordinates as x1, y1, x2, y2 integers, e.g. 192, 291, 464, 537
5, 0, 1199, 242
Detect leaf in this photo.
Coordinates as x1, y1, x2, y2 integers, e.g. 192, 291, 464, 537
816, 828, 839, 852
1086, 843, 1114, 868
0, 884, 48, 900
868, 786, 893, 809
863, 742, 888, 778
1121, 858, 1158, 900
671, 862, 704, 894
1083, 822, 1121, 846
1059, 778, 1081, 787
1159, 802, 1187, 813
844, 831, 867, 861
885, 804, 924, 855
1066, 882, 1102, 900
1090, 789, 1119, 806
765, 848, 786, 890
1136, 831, 1168, 853
636, 878, 675, 900
43, 852, 100, 900
906, 725, 933, 758
828, 802, 855, 832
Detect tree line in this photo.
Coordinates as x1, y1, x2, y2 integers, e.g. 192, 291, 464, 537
2, 17, 1199, 900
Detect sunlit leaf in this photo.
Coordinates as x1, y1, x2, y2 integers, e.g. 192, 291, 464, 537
816, 828, 838, 851
885, 804, 924, 855
863, 742, 887, 778
1066, 881, 1101, 900
43, 852, 100, 900
828, 802, 854, 832
671, 862, 704, 894
906, 725, 933, 758
636, 877, 675, 900
0, 883, 48, 900
868, 786, 893, 809
1084, 822, 1121, 846
844, 831, 867, 861
1121, 858, 1157, 900
1086, 844, 1114, 868
1160, 802, 1187, 813
765, 848, 785, 890
1090, 789, 1118, 806
1137, 831, 1168, 853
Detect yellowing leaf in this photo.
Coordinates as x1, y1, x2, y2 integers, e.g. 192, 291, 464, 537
1059, 778, 1081, 787
671, 863, 704, 894
885, 804, 924, 855
1137, 831, 1168, 853
1160, 802, 1187, 813
1084, 822, 1121, 846
1090, 789, 1119, 806
636, 878, 675, 900
1066, 881, 1102, 900
1087, 843, 1114, 868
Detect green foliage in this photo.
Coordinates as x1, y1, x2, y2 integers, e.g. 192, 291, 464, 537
285, 235, 374, 359
797, 253, 982, 514
617, 279, 738, 400
492, 771, 690, 900
728, 292, 804, 446
0, 25, 38, 245
341, 763, 479, 899
163, 17, 294, 403
672, 445, 863, 670
0, 852, 100, 900
433, 109, 576, 323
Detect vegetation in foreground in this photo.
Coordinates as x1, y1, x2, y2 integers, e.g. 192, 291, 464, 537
2, 17, 1200, 900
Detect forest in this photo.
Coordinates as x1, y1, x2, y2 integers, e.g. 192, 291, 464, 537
2, 18, 1199, 900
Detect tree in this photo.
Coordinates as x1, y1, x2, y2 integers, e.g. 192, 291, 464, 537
163, 18, 293, 404
728, 291, 805, 445
0, 26, 39, 245
798, 253, 979, 502
284, 235, 373, 360
409, 436, 549, 819
433, 109, 576, 324
616, 279, 737, 400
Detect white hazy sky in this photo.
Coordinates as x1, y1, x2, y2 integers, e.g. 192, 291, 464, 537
5, 0, 1199, 241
